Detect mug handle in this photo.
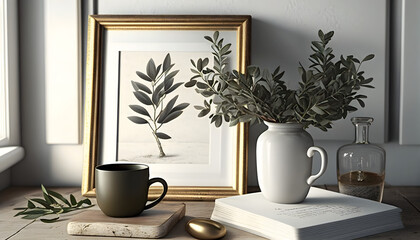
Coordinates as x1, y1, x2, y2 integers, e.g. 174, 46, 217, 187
144, 177, 168, 210
306, 146, 328, 185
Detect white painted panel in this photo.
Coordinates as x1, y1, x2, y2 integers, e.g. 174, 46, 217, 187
45, 0, 81, 144
399, 0, 420, 145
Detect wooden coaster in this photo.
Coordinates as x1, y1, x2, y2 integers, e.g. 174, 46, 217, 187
67, 202, 186, 238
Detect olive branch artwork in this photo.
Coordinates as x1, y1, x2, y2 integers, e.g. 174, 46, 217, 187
128, 53, 189, 157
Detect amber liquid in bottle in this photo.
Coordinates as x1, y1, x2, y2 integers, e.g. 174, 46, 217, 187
338, 171, 385, 201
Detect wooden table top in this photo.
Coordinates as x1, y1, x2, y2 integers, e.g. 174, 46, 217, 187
0, 186, 419, 239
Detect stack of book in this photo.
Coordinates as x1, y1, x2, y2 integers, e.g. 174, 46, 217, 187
211, 187, 403, 240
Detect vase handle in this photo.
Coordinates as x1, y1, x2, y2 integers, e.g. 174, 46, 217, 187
306, 146, 328, 185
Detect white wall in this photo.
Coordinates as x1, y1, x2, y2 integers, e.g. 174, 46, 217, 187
12, 0, 84, 186
0, 169, 11, 190
11, 0, 420, 187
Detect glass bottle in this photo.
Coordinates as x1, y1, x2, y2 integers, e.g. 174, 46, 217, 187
337, 117, 386, 202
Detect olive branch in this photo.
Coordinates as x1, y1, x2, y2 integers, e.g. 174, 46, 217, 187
129, 53, 189, 157
14, 185, 93, 223
185, 30, 374, 131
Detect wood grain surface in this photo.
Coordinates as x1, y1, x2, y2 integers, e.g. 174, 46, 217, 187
1, 186, 420, 239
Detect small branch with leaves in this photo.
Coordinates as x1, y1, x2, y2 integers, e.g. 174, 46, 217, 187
14, 185, 93, 223
185, 30, 374, 131
129, 53, 189, 157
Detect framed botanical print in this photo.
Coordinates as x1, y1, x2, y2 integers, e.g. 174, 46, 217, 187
82, 15, 251, 200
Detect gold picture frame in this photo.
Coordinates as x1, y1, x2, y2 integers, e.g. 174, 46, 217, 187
82, 15, 250, 200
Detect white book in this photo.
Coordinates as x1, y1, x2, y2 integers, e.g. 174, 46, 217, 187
211, 187, 403, 240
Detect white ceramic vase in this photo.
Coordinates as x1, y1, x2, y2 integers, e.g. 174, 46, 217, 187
256, 122, 328, 203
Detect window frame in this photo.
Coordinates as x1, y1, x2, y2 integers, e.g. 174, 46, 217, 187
0, 0, 20, 147
0, 0, 24, 175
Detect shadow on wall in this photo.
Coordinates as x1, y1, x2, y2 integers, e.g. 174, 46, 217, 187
251, 18, 312, 89
251, 17, 380, 86
248, 122, 267, 186
12, 0, 72, 186
248, 19, 322, 186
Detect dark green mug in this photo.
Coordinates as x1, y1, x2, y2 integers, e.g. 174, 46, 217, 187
95, 163, 168, 217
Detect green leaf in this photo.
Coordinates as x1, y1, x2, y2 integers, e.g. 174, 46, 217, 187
217, 38, 224, 48
213, 31, 219, 41
197, 58, 203, 72
164, 77, 174, 91
162, 53, 171, 72
22, 214, 45, 220
146, 59, 157, 80
361, 78, 373, 84
362, 54, 375, 62
202, 58, 209, 68
14, 210, 28, 217
47, 189, 71, 207
75, 199, 90, 208
158, 95, 179, 122
190, 59, 196, 68
201, 91, 214, 97
156, 64, 162, 75
154, 80, 165, 95
136, 71, 153, 82
165, 70, 179, 82
165, 82, 183, 94
28, 200, 36, 209
312, 41, 324, 52
357, 99, 365, 107
131, 81, 152, 94
128, 116, 148, 124
204, 100, 210, 108
196, 82, 208, 89
133, 91, 153, 105
214, 115, 223, 127
43, 193, 57, 206
204, 36, 213, 42
41, 185, 48, 196
220, 44, 231, 54
198, 108, 210, 117
229, 118, 239, 127
70, 194, 77, 206
14, 186, 94, 223
21, 209, 51, 215
346, 105, 358, 111
156, 132, 171, 139
318, 30, 325, 41
77, 198, 92, 207
152, 88, 164, 106
324, 31, 334, 40
311, 106, 325, 115
129, 105, 150, 118
40, 217, 60, 223
30, 198, 52, 209
184, 80, 197, 88
171, 103, 189, 113
158, 110, 183, 124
